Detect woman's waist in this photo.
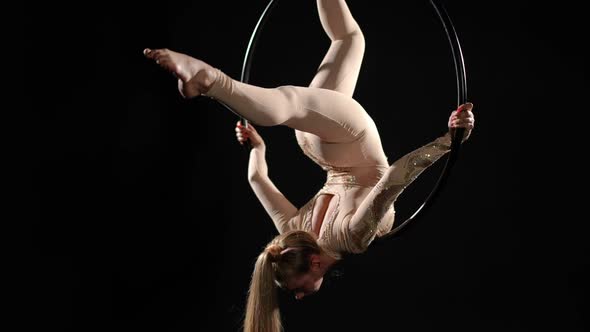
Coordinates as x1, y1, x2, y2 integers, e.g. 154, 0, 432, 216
324, 165, 388, 187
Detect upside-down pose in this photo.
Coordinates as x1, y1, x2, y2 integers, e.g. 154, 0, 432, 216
144, 1, 474, 331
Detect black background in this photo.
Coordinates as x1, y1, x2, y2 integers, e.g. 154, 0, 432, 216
26, 1, 587, 331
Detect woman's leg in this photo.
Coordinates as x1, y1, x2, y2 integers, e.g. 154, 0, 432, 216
144, 48, 370, 143
309, 0, 365, 98
207, 69, 371, 142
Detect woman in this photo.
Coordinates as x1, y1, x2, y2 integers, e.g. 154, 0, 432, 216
144, 1, 475, 331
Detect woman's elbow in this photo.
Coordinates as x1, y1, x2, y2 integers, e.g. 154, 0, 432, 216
248, 171, 265, 183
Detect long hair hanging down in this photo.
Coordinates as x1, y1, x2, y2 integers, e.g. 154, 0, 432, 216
244, 230, 321, 332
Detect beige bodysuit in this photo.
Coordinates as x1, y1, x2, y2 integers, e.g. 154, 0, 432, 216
285, 130, 452, 258
204, 0, 454, 258
207, 69, 452, 258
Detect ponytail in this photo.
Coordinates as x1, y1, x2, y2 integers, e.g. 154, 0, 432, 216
243, 231, 323, 332
244, 250, 282, 332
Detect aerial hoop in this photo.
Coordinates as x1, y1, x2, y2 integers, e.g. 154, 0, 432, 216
380, 0, 468, 240
234, 0, 468, 240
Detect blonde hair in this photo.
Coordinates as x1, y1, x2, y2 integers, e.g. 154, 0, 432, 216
243, 230, 321, 332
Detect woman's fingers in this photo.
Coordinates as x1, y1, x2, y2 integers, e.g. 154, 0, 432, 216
447, 103, 475, 142
453, 114, 474, 125
235, 122, 251, 144
235, 121, 264, 147
235, 126, 252, 133
236, 128, 251, 138
450, 110, 474, 127
458, 102, 474, 113
452, 119, 474, 129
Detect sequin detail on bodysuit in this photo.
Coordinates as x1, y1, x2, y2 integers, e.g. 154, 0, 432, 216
350, 134, 453, 251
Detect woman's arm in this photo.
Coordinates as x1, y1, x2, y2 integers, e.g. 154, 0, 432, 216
236, 122, 298, 233
346, 103, 475, 252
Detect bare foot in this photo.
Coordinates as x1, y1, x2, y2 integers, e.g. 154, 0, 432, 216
143, 48, 216, 98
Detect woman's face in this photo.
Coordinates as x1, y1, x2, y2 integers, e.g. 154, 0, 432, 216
286, 271, 324, 300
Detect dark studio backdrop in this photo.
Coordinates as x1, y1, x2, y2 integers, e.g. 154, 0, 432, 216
27, 0, 587, 331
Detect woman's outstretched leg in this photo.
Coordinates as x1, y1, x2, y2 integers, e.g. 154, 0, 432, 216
309, 0, 365, 97
144, 48, 371, 143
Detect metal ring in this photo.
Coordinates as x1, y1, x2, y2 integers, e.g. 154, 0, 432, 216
238, 0, 468, 240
